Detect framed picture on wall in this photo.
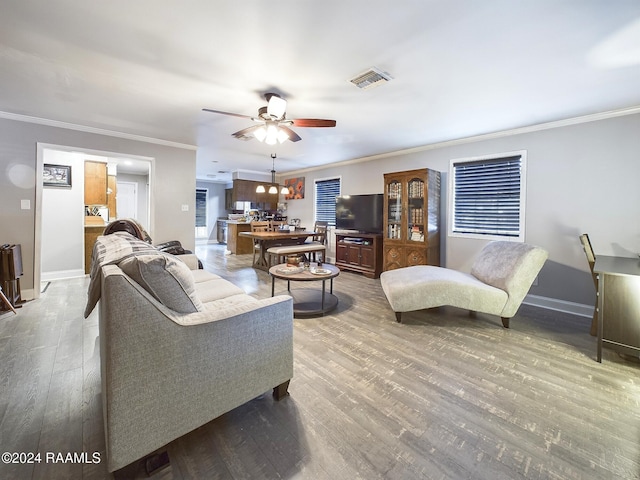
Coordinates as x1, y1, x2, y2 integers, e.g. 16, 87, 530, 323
284, 177, 305, 199
43, 164, 72, 188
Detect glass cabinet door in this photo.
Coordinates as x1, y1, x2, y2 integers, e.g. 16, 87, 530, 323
386, 180, 402, 240
407, 177, 425, 242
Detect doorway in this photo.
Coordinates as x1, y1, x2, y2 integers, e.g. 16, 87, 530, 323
35, 144, 154, 297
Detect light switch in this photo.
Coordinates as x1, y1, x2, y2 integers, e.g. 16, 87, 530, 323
181, 204, 189, 212
21, 199, 31, 210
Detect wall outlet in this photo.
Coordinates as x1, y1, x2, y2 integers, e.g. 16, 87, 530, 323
181, 204, 189, 212
21, 199, 31, 210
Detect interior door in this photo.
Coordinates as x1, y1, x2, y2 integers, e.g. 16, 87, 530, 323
117, 181, 138, 220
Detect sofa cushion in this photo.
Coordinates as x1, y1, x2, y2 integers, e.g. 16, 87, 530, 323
195, 278, 246, 303
190, 268, 221, 284
118, 253, 204, 313
201, 293, 259, 311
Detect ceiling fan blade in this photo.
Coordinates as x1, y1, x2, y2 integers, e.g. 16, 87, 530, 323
231, 125, 261, 139
203, 108, 253, 120
292, 118, 337, 128
279, 126, 302, 142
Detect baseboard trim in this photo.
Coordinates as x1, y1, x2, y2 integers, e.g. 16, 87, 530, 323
523, 294, 594, 318
21, 288, 36, 301
41, 269, 86, 282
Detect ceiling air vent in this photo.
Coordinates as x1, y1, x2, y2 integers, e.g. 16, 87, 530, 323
349, 67, 393, 90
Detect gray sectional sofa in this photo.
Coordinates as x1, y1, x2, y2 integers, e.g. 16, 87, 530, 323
85, 232, 294, 472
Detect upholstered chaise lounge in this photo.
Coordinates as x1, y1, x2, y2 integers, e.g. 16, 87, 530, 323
380, 241, 548, 327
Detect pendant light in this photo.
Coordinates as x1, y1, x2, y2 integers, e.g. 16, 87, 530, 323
256, 153, 285, 194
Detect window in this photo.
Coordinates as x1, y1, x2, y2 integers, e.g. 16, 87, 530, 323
449, 151, 526, 241
195, 188, 207, 238
314, 177, 341, 226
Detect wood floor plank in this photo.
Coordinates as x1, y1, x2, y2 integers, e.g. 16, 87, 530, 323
1, 243, 640, 479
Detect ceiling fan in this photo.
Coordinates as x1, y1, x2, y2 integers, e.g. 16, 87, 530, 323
203, 93, 336, 144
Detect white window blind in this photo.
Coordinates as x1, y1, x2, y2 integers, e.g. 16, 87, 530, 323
451, 152, 525, 240
315, 178, 341, 225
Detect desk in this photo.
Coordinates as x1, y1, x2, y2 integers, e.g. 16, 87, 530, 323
239, 230, 314, 270
594, 255, 640, 362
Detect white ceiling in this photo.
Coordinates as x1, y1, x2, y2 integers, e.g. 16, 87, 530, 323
2, 1, 639, 183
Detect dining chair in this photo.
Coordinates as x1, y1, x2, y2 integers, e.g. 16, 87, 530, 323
579, 233, 598, 336
307, 221, 328, 262
270, 220, 287, 231
266, 221, 328, 265
251, 221, 271, 266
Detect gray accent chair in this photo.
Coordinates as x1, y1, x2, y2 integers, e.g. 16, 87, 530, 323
380, 241, 548, 327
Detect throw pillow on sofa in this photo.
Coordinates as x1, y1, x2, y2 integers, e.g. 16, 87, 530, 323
118, 253, 204, 313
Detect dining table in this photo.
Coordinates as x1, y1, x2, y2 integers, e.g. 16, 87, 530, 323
238, 230, 316, 271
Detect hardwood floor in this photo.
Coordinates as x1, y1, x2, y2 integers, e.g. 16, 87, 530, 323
1, 243, 639, 479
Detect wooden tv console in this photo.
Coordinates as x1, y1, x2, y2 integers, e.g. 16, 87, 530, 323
335, 233, 383, 279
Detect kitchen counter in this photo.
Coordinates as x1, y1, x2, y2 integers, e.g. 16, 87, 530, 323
227, 222, 253, 254
84, 219, 106, 273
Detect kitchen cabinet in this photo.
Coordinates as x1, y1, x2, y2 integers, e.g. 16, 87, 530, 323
232, 179, 255, 203
84, 160, 108, 205
231, 179, 278, 211
107, 175, 117, 219
225, 189, 233, 210
383, 168, 441, 271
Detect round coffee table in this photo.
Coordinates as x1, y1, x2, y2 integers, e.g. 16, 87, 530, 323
269, 263, 340, 317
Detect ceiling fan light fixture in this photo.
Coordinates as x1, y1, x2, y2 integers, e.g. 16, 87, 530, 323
265, 123, 280, 145
266, 95, 287, 119
205, 93, 335, 145
253, 126, 267, 142
276, 128, 289, 144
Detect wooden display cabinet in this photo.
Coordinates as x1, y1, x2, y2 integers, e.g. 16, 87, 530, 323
383, 168, 441, 271
335, 233, 383, 278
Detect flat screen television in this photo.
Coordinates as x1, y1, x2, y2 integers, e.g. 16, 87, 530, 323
335, 194, 384, 234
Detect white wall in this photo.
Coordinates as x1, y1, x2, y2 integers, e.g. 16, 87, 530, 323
41, 150, 85, 280
282, 111, 640, 309
0, 117, 196, 297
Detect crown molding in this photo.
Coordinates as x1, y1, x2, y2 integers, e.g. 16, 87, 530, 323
281, 105, 640, 175
0, 111, 197, 151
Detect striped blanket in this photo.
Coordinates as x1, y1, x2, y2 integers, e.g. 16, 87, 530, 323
84, 232, 157, 318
